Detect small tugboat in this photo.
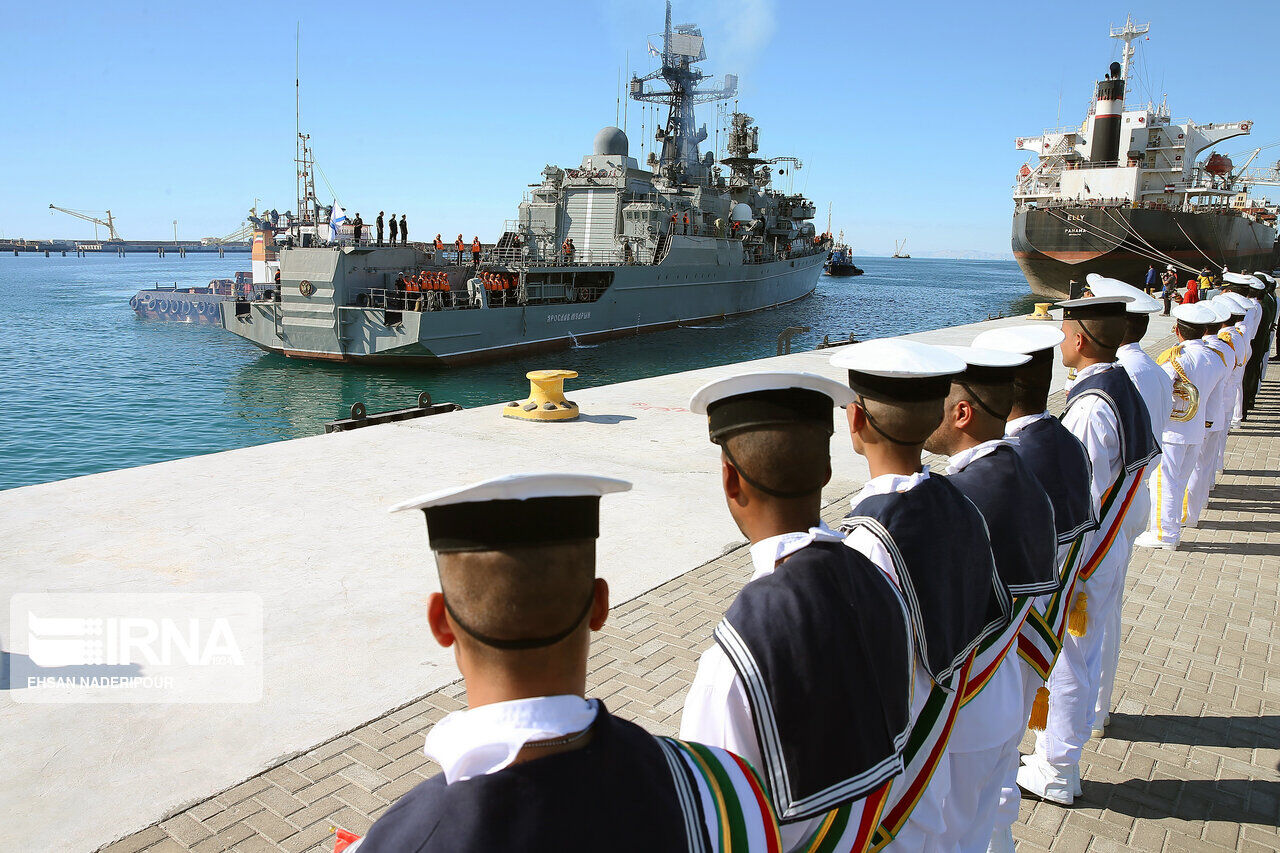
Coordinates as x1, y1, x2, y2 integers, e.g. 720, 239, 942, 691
824, 232, 863, 276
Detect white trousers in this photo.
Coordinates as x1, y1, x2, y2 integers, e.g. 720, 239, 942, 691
993, 668, 1042, 838
1039, 537, 1128, 766
1148, 442, 1198, 542
1185, 430, 1224, 526
943, 735, 1023, 853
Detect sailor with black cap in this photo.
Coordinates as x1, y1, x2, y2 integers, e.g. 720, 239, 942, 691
922, 344, 1059, 852
970, 324, 1098, 852
1080, 276, 1173, 733
831, 339, 1010, 850
680, 372, 914, 853
1018, 296, 1158, 806
1176, 300, 1237, 531
357, 473, 781, 852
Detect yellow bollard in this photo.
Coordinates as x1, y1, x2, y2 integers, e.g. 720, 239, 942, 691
1030, 302, 1054, 320
504, 369, 581, 422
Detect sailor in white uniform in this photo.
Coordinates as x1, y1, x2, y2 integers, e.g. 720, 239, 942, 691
680, 372, 915, 853
923, 345, 1058, 853
971, 324, 1098, 853
1080, 276, 1172, 733
1182, 300, 1237, 528
1220, 274, 1260, 426
1212, 296, 1251, 465
830, 339, 1011, 850
356, 474, 781, 853
1134, 303, 1224, 551
1019, 297, 1157, 806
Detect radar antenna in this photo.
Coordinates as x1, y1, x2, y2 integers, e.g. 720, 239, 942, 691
629, 0, 737, 184
1109, 15, 1150, 80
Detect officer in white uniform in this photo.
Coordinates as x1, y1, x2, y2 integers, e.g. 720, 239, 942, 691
1134, 303, 1224, 550
1218, 292, 1253, 429
1182, 300, 1237, 528
1080, 276, 1171, 733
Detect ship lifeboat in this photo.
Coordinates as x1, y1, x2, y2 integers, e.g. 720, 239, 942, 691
1019, 164, 1032, 178
1205, 153, 1233, 176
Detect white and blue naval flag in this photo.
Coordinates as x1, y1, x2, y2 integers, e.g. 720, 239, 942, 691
329, 204, 348, 243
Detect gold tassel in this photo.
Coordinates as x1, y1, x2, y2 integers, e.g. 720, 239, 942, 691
1068, 590, 1088, 637
1027, 686, 1050, 731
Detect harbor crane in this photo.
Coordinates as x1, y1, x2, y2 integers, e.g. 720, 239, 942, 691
48, 205, 121, 241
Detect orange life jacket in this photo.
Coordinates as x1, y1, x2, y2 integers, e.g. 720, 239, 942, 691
472, 239, 481, 252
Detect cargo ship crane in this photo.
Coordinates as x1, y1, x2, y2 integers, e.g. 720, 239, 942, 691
629, 0, 737, 184
48, 205, 121, 241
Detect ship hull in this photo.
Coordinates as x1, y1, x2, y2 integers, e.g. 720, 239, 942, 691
222, 241, 825, 367
1012, 206, 1277, 298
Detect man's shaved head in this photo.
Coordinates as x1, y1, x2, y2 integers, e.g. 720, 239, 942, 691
1068, 316, 1125, 353
1009, 358, 1054, 415
437, 541, 596, 656
856, 396, 946, 447
721, 422, 832, 498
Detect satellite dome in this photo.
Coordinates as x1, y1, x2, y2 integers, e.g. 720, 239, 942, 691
730, 203, 752, 222
593, 126, 629, 157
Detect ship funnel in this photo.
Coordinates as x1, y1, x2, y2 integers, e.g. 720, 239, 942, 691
1091, 65, 1126, 165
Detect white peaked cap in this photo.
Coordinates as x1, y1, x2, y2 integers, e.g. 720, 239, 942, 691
971, 324, 1065, 355
1252, 271, 1275, 284
1205, 299, 1234, 323
688, 371, 856, 415
1222, 271, 1259, 287
1085, 274, 1162, 313
1171, 303, 1218, 325
389, 472, 631, 514
829, 337, 966, 378
935, 345, 1032, 368
1219, 292, 1252, 313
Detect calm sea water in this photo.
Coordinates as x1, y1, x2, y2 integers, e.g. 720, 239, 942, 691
0, 253, 1036, 491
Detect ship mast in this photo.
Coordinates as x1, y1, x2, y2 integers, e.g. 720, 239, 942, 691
629, 0, 737, 185
1109, 15, 1149, 80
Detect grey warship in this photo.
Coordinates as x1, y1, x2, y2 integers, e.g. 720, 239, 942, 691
220, 3, 826, 366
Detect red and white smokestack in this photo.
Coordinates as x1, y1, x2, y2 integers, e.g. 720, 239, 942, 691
1092, 61, 1126, 165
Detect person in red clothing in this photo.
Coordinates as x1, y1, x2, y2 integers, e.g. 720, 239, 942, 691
1181, 278, 1199, 304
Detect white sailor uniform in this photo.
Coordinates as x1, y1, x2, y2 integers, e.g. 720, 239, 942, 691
1184, 331, 1234, 526
841, 470, 1010, 851
1144, 340, 1215, 544
681, 525, 914, 853
940, 439, 1058, 853
1030, 361, 1156, 775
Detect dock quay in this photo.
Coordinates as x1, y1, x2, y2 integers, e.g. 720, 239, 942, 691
3, 311, 1277, 852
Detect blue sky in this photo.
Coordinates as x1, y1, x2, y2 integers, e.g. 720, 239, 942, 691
2, 0, 1276, 255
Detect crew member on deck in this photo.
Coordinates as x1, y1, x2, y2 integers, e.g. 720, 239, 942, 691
399, 214, 408, 246
970, 324, 1099, 853
355, 474, 781, 852
389, 214, 399, 246
472, 237, 482, 266
376, 212, 385, 247
1019, 296, 1158, 806
830, 339, 1010, 851
352, 213, 364, 245
681, 372, 914, 853
924, 345, 1058, 853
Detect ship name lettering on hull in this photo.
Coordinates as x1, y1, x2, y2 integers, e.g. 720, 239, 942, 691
548, 311, 591, 323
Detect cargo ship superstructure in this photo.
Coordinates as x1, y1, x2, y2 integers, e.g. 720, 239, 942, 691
220, 2, 826, 366
1011, 17, 1278, 297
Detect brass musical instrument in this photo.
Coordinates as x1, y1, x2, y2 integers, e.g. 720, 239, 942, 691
1168, 346, 1200, 423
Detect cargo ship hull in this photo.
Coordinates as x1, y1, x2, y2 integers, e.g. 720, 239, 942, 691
1013, 206, 1277, 298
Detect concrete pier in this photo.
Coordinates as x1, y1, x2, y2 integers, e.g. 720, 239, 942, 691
3, 311, 1277, 852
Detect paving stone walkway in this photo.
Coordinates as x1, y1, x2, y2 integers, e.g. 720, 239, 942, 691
103, 365, 1280, 853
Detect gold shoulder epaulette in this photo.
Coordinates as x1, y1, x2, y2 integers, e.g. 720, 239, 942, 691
1156, 344, 1180, 366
